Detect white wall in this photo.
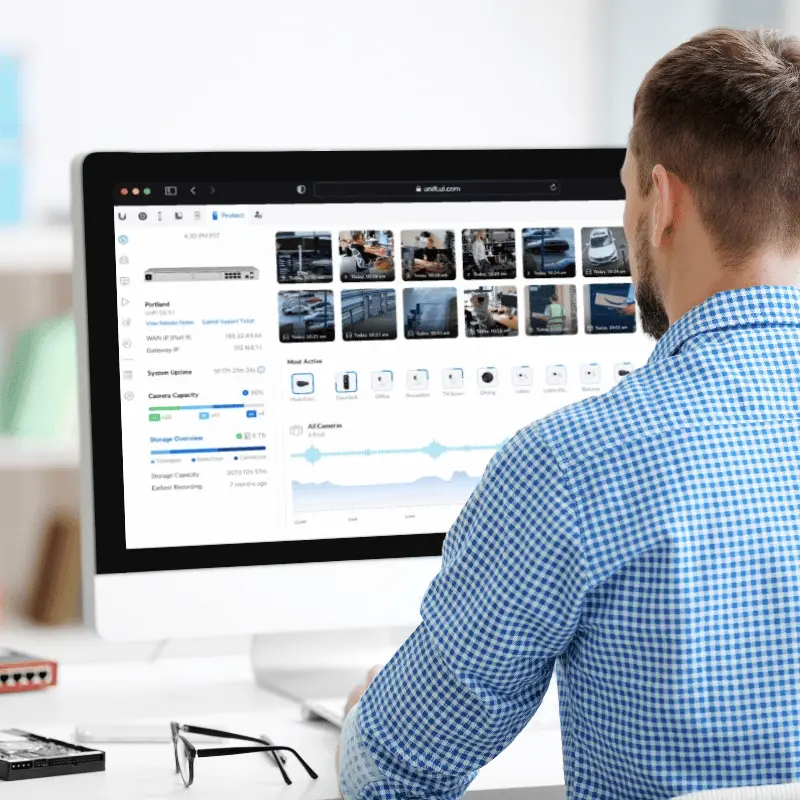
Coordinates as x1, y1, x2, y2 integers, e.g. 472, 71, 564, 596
0, 0, 603, 220
595, 0, 788, 146
787, 0, 800, 33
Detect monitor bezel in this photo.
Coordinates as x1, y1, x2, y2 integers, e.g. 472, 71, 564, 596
77, 148, 626, 576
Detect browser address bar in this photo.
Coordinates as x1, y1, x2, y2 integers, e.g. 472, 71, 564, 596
313, 180, 559, 199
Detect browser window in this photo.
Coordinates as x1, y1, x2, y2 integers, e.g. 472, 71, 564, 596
113, 186, 652, 550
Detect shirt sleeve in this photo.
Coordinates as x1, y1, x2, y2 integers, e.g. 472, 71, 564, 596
338, 425, 588, 799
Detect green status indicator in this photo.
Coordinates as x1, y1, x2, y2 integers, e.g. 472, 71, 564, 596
149, 413, 161, 422
143, 187, 151, 195
236, 433, 243, 439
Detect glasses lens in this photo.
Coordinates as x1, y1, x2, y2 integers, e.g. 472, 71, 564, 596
175, 738, 191, 786
171, 724, 180, 772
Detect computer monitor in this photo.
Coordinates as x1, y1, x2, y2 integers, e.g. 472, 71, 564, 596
499, 292, 518, 309
73, 150, 654, 686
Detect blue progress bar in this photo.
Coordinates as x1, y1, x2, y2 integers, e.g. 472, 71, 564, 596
150, 445, 267, 455
148, 403, 264, 411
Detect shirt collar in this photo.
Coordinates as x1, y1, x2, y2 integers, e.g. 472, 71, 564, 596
649, 285, 800, 362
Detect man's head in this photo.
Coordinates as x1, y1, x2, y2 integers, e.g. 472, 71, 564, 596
622, 28, 800, 340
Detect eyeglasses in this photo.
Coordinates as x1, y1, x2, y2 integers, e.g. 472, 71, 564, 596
170, 722, 318, 788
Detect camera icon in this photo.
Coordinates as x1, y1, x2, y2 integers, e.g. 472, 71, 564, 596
478, 367, 498, 386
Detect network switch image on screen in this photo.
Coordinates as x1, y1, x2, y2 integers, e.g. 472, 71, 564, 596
278, 290, 335, 342
276, 231, 333, 283
461, 229, 516, 280
581, 226, 630, 277
339, 231, 395, 282
522, 227, 576, 279
341, 289, 397, 341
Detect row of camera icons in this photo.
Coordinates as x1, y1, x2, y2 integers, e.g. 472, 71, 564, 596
291, 363, 634, 395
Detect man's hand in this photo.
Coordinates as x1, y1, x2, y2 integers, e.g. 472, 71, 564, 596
617, 303, 636, 316
345, 665, 382, 716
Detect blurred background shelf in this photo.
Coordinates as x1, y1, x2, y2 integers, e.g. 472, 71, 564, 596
0, 226, 73, 273
0, 437, 78, 469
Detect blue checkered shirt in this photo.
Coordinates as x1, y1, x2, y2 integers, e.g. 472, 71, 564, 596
339, 286, 800, 799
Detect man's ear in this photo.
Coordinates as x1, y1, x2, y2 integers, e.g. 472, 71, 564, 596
650, 164, 675, 247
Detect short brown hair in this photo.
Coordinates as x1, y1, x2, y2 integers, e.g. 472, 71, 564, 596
630, 28, 800, 263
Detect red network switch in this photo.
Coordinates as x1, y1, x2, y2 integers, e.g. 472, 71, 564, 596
0, 649, 58, 694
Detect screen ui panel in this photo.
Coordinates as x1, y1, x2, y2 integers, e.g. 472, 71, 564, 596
113, 193, 652, 550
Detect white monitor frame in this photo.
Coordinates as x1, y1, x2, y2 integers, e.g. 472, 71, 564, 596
72, 149, 629, 646
72, 154, 443, 642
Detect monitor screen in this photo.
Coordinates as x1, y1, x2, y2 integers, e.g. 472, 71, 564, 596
80, 150, 653, 575
499, 293, 518, 310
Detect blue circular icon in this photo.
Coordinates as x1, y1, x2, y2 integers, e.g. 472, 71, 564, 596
118, 235, 129, 245
242, 390, 249, 396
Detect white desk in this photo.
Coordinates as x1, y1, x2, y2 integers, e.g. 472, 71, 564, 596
0, 651, 565, 799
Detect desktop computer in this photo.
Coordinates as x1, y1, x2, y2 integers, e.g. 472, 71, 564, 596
72, 149, 654, 705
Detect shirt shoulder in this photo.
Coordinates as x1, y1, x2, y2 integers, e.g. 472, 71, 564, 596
531, 357, 692, 472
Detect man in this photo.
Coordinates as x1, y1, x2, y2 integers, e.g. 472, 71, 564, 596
339, 27, 800, 799
471, 229, 492, 276
545, 290, 566, 333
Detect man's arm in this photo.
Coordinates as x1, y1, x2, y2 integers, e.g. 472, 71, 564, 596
338, 426, 588, 799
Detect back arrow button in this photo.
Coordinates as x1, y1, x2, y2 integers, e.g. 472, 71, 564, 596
190, 186, 196, 195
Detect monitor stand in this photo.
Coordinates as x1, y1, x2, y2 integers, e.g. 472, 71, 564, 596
250, 625, 414, 702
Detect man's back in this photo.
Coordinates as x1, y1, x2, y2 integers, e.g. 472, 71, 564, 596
340, 287, 800, 800
537, 286, 800, 797
338, 26, 800, 800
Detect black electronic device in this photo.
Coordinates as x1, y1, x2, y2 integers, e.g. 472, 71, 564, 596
0, 729, 105, 781
499, 293, 517, 309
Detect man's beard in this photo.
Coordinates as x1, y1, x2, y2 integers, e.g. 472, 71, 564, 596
634, 215, 670, 340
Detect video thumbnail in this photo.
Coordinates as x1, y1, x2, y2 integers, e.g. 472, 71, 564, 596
339, 231, 395, 282
278, 290, 335, 343
463, 286, 518, 337
461, 229, 516, 280
403, 287, 458, 339
525, 284, 578, 336
583, 283, 636, 334
522, 227, 576, 279
400, 230, 456, 281
341, 289, 397, 341
276, 231, 333, 283
581, 226, 630, 277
